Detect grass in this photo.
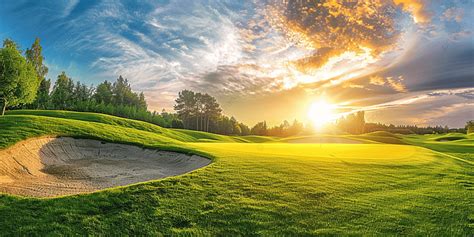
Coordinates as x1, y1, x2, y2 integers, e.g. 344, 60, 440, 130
0, 110, 473, 235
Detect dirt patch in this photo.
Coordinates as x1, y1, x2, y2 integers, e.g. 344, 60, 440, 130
0, 137, 210, 198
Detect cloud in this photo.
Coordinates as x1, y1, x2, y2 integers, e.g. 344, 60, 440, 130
428, 88, 474, 100
361, 89, 473, 127
369, 75, 386, 86
450, 30, 472, 42
387, 76, 408, 93
393, 0, 431, 23
183, 64, 279, 97
1, 0, 472, 126
62, 0, 80, 18
266, 1, 400, 72
442, 7, 464, 23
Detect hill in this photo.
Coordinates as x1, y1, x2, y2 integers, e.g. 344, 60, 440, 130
0, 110, 472, 235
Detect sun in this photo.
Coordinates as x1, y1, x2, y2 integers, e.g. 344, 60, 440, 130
307, 99, 338, 129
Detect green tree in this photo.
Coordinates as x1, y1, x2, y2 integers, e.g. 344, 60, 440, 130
0, 43, 39, 115
466, 120, 474, 134
251, 121, 267, 136
2, 38, 21, 52
174, 90, 197, 129
239, 123, 250, 135
31, 78, 51, 109
231, 117, 242, 135
138, 92, 147, 110
202, 93, 222, 132
94, 80, 113, 104
25, 37, 48, 81
26, 38, 50, 109
174, 90, 224, 132
50, 72, 74, 109
113, 75, 134, 106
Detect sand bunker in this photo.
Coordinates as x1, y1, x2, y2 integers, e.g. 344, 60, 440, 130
0, 137, 210, 198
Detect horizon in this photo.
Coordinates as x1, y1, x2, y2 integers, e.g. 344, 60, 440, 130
0, 1, 472, 127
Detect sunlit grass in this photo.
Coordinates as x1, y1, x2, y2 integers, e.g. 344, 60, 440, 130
0, 110, 472, 235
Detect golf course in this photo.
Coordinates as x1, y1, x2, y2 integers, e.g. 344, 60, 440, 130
0, 110, 472, 235
1, 1, 473, 235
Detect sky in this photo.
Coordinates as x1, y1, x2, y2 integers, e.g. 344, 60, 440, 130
0, 0, 473, 127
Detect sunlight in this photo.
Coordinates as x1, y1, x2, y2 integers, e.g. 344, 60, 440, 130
307, 99, 339, 130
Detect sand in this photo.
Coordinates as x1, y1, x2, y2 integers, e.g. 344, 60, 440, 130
0, 137, 210, 198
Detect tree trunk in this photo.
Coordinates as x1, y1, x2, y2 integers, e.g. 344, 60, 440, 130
1, 100, 7, 116
207, 116, 210, 132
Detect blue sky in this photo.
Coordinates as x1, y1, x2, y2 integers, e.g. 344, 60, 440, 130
0, 0, 473, 127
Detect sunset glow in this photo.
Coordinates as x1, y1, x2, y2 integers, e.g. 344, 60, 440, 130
307, 99, 339, 129
0, 1, 471, 127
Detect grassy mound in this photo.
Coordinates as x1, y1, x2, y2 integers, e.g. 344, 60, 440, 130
6, 110, 245, 143
433, 133, 467, 142
279, 135, 368, 144
365, 131, 400, 138
0, 111, 472, 235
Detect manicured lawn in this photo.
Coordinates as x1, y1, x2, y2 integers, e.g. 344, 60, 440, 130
0, 111, 472, 235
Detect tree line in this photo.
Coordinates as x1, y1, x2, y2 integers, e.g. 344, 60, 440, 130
0, 37, 177, 126
1, 37, 471, 136
365, 122, 469, 135
24, 72, 180, 127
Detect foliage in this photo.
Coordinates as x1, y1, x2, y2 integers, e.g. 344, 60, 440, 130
0, 41, 40, 115
267, 120, 304, 137
250, 121, 267, 135
365, 122, 466, 135
21, 70, 176, 127
2, 37, 467, 137
174, 90, 222, 132
50, 72, 75, 109
336, 111, 366, 134
466, 120, 474, 134
25, 37, 48, 81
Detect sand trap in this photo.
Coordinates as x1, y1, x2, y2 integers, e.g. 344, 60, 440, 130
0, 137, 210, 198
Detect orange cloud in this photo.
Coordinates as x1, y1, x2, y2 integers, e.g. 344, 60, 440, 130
387, 76, 408, 92
393, 0, 431, 23
266, 1, 400, 73
264, 0, 433, 75
369, 75, 386, 86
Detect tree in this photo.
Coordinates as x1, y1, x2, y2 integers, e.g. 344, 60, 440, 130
138, 92, 147, 110
25, 38, 48, 81
466, 120, 474, 134
174, 90, 224, 132
174, 90, 197, 129
201, 93, 221, 132
336, 111, 365, 134
0, 43, 39, 115
251, 121, 267, 136
50, 72, 74, 109
31, 78, 51, 109
24, 38, 49, 109
171, 119, 184, 129
113, 75, 134, 106
94, 80, 113, 104
2, 38, 21, 52
239, 123, 250, 135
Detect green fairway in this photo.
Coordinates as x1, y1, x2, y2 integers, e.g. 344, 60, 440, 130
0, 111, 473, 235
